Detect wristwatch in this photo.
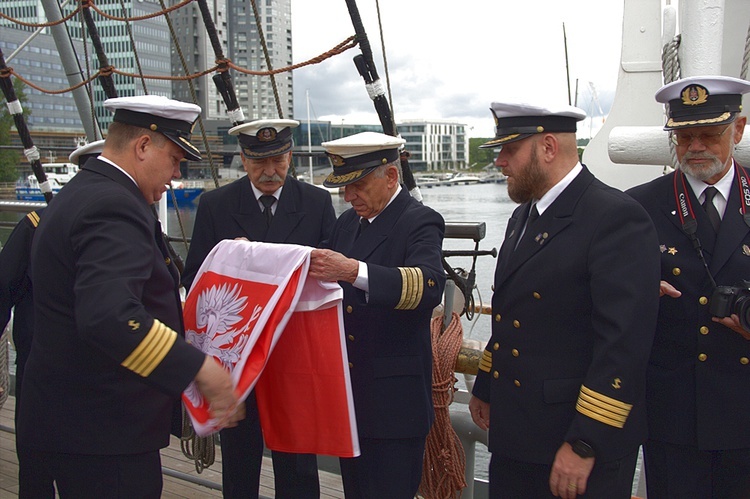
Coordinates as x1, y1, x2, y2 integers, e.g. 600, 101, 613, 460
570, 439, 595, 459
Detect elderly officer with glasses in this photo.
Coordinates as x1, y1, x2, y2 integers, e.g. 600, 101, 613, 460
627, 75, 750, 499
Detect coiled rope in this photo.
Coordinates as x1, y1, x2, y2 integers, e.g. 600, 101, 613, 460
180, 404, 216, 473
418, 312, 467, 499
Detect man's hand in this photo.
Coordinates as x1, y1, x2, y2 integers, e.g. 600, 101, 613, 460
713, 314, 750, 340
468, 395, 490, 431
309, 249, 359, 283
660, 280, 681, 298
549, 443, 595, 498
194, 356, 243, 427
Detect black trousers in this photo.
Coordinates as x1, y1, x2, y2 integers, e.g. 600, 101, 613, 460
18, 447, 162, 498
644, 439, 750, 499
339, 436, 426, 499
220, 391, 320, 499
488, 449, 638, 498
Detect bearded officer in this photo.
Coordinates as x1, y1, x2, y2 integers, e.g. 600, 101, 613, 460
469, 101, 660, 498
627, 75, 750, 498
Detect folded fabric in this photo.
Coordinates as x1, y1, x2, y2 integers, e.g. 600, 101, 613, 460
182, 239, 359, 457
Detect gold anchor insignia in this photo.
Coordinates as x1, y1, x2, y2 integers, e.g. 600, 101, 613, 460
128, 319, 140, 331
612, 378, 622, 389
427, 278, 436, 287
668, 247, 678, 255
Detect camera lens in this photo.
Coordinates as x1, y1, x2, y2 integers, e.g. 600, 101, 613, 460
736, 295, 750, 332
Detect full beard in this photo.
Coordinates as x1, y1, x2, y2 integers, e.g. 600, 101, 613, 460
506, 148, 547, 204
678, 148, 733, 182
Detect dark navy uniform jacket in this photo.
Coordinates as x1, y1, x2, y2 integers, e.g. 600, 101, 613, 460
0, 209, 42, 381
473, 166, 660, 465
18, 159, 206, 455
183, 175, 336, 290
627, 165, 750, 450
325, 187, 446, 439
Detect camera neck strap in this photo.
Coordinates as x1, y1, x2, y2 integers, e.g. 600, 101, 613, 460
672, 171, 717, 288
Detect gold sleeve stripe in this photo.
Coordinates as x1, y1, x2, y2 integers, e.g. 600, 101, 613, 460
121, 319, 178, 377
395, 267, 424, 310
575, 385, 632, 428
27, 211, 40, 227
478, 350, 492, 373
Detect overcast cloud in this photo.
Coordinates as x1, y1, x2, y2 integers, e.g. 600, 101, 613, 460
290, 0, 624, 138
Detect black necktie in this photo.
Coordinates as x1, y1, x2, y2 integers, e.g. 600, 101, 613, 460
528, 204, 540, 225
260, 195, 276, 226
702, 187, 721, 233
356, 218, 370, 239
514, 204, 539, 250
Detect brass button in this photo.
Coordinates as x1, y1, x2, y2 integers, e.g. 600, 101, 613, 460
346, 305, 353, 313
741, 357, 749, 365
699, 296, 708, 305
493, 342, 499, 351
672, 268, 681, 276
165, 257, 171, 265
493, 371, 499, 379
513, 320, 521, 328
348, 334, 355, 341
514, 379, 521, 387
495, 314, 501, 322
700, 326, 709, 335
698, 353, 707, 362
511, 349, 519, 357
533, 292, 541, 299
348, 362, 353, 368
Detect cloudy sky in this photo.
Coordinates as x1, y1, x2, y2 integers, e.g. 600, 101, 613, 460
290, 0, 625, 138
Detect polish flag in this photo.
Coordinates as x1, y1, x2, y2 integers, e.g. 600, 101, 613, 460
181, 239, 359, 457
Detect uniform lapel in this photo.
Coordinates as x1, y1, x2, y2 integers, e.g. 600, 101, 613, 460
496, 167, 591, 286
711, 175, 750, 274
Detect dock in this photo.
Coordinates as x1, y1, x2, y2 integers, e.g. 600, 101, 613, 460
0, 395, 345, 498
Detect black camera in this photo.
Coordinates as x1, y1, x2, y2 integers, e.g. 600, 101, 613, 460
709, 280, 750, 331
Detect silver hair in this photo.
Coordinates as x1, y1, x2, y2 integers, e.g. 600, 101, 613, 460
371, 160, 403, 181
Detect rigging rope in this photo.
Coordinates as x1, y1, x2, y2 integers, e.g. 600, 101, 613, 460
742, 20, 750, 80
249, 0, 283, 119
0, 325, 8, 411
374, 0, 395, 125
661, 34, 681, 171
418, 312, 467, 499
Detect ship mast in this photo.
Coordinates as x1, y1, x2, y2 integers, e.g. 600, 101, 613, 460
37, 0, 101, 140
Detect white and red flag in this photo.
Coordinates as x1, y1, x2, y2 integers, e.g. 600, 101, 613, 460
182, 239, 359, 457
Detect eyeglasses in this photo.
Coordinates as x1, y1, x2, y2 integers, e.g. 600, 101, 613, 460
670, 125, 732, 146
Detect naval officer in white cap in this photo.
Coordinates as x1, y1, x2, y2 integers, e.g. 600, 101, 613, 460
308, 131, 446, 499
628, 75, 750, 498
17, 95, 242, 498
469, 101, 660, 499
183, 118, 335, 499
